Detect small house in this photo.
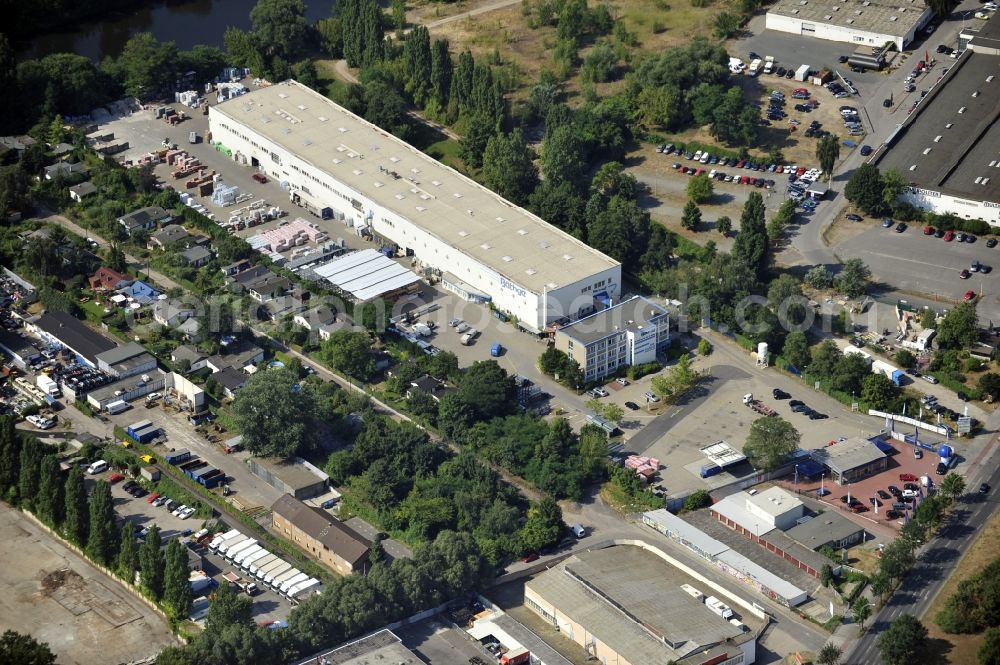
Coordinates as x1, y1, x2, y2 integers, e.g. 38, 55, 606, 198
149, 224, 191, 250
181, 246, 212, 267
123, 280, 161, 305
118, 206, 172, 236
213, 367, 247, 399
89, 267, 131, 291
43, 162, 88, 180
69, 182, 98, 202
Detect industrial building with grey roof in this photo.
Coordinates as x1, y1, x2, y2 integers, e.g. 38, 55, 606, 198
876, 21, 1000, 225
809, 436, 888, 484
525, 545, 758, 665
766, 0, 932, 49
209, 80, 621, 331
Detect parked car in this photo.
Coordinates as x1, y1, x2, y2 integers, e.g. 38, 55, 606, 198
625, 401, 640, 411
846, 213, 863, 221
860, 145, 873, 156
644, 391, 660, 402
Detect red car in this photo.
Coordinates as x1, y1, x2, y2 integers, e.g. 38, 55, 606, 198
964, 290, 977, 301
960, 269, 971, 279
252, 173, 268, 184
146, 492, 161, 503
899, 473, 918, 482
923, 226, 935, 235
521, 552, 539, 563
107, 473, 124, 484
944, 230, 955, 241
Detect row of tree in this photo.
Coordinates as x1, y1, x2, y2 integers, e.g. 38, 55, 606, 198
0, 416, 192, 620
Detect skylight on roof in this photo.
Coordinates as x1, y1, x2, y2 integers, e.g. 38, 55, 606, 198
332, 158, 341, 164
496, 217, 505, 223
352, 169, 362, 175
374, 181, 384, 187
518, 229, 528, 235
934, 136, 942, 142
458, 231, 468, 237
910, 165, 917, 171
395, 194, 405, 200
502, 256, 512, 262
390, 157, 400, 163
318, 116, 327, 122
297, 105, 306, 110
278, 93, 288, 99
432, 180, 441, 186
415, 206, 425, 211
563, 254, 573, 261
481, 243, 492, 250
526, 269, 537, 275
453, 193, 462, 198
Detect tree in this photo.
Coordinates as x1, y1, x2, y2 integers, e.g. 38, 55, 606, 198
391, 0, 406, 32
820, 563, 834, 587
117, 521, 138, 583
116, 33, 180, 98
979, 627, 1000, 665
363, 80, 412, 141
206, 582, 254, 634
879, 614, 928, 665
836, 258, 871, 298
0, 631, 56, 665
713, 11, 740, 38
542, 123, 587, 191
651, 354, 703, 404
817, 134, 841, 181
681, 200, 703, 231
458, 112, 495, 169
882, 168, 909, 207
743, 416, 800, 471
939, 472, 966, 500
341, 0, 384, 68
816, 642, 843, 665
687, 174, 714, 203
581, 43, 618, 83
456, 361, 515, 421
230, 367, 318, 457
936, 301, 979, 349
250, 0, 310, 61
316, 17, 343, 57
163, 538, 193, 620
853, 596, 873, 630
845, 163, 886, 216
139, 525, 164, 600
684, 490, 712, 511
63, 466, 88, 546
806, 265, 833, 290
861, 373, 899, 410
602, 403, 625, 424
895, 348, 916, 369
977, 372, 1000, 402
36, 455, 65, 527
403, 26, 432, 106
733, 192, 768, 279
430, 39, 453, 108
482, 129, 538, 205
716, 215, 732, 236
518, 497, 563, 553
697, 338, 713, 356
86, 480, 118, 566
18, 437, 43, 510
782, 331, 810, 370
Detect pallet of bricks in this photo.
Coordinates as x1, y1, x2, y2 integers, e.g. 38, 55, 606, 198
625, 455, 660, 482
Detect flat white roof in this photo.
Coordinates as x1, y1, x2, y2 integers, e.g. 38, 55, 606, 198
700, 441, 747, 468
312, 249, 420, 301
643, 509, 730, 557
746, 486, 803, 517
709, 494, 778, 536
211, 80, 619, 295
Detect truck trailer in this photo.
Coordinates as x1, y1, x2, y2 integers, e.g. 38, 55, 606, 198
263, 562, 293, 585
794, 64, 811, 82
249, 554, 279, 577
36, 374, 60, 397
234, 545, 265, 568
287, 578, 321, 600
240, 548, 271, 571
210, 529, 241, 552
226, 539, 259, 562
705, 595, 735, 620
279, 573, 310, 596
217, 535, 249, 558
254, 557, 286, 581
270, 568, 303, 590
871, 359, 904, 386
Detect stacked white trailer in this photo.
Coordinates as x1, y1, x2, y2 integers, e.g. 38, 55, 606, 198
249, 554, 279, 578
263, 562, 293, 586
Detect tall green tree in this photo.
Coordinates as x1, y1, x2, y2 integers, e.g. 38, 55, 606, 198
936, 301, 979, 349
681, 200, 702, 231
205, 582, 254, 635
853, 596, 872, 630
733, 191, 768, 279
861, 373, 899, 409
782, 331, 810, 369
0, 416, 22, 494
430, 39, 453, 108
879, 614, 928, 665
651, 354, 703, 404
518, 497, 563, 552
163, 538, 193, 620
835, 258, 872, 298
341, 0, 384, 68
817, 134, 841, 181
845, 163, 886, 215
743, 416, 800, 471
939, 472, 966, 500
86, 480, 118, 566
117, 521, 139, 583
482, 129, 538, 205
231, 367, 319, 458
139, 525, 165, 601
115, 33, 180, 98
0, 630, 57, 665
63, 466, 88, 547
458, 112, 495, 169
250, 0, 311, 61
542, 123, 587, 191
979, 627, 1000, 665
686, 174, 714, 203
36, 455, 65, 527
587, 196, 652, 264
403, 26, 432, 107
18, 437, 44, 511
816, 643, 843, 665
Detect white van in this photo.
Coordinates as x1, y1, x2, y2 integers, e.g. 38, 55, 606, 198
87, 460, 108, 475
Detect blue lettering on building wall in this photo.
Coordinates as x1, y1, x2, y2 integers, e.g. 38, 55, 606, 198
499, 277, 527, 298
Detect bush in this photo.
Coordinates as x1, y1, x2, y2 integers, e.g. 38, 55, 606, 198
627, 362, 662, 380
683, 489, 713, 511
697, 338, 713, 356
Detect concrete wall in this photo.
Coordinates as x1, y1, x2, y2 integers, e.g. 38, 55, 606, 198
167, 372, 206, 409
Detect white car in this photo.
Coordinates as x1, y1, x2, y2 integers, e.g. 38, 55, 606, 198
985, 2, 998, 9
616, 377, 629, 386
700, 152, 711, 164
692, 150, 703, 161
976, 11, 990, 18
644, 391, 661, 402
172, 504, 188, 517
26, 414, 55, 430
179, 507, 195, 520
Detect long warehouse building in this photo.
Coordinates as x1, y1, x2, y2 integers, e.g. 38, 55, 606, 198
209, 80, 622, 333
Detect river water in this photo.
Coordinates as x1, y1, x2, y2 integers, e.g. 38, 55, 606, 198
20, 0, 335, 61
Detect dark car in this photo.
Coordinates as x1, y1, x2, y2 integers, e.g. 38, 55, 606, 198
521, 552, 539, 563
966, 234, 977, 243
785, 70, 795, 78
791, 404, 809, 413
846, 213, 863, 221
789, 399, 803, 407
776, 67, 787, 76
987, 238, 997, 248
935, 228, 946, 238
957, 391, 969, 401
981, 483, 991, 494
321, 498, 338, 509
860, 145, 873, 156
904, 482, 919, 491
870, 497, 882, 507
896, 222, 907, 233
809, 412, 829, 420
122, 480, 137, 492
838, 55, 849, 63
131, 487, 147, 498
888, 485, 902, 496
877, 489, 891, 500
772, 388, 790, 399
840, 495, 850, 504
886, 510, 902, 519
625, 401, 640, 411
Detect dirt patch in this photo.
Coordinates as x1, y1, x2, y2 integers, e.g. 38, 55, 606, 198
922, 509, 1000, 665
40, 568, 84, 594
823, 217, 879, 247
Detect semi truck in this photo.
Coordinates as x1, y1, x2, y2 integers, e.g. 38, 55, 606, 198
279, 573, 310, 596
270, 568, 302, 590
743, 393, 777, 416
240, 548, 271, 571
871, 359, 904, 386
705, 596, 735, 620
234, 545, 265, 568
222, 571, 259, 596
288, 578, 321, 600
218, 536, 251, 559
263, 562, 293, 585
36, 374, 60, 397
254, 558, 285, 582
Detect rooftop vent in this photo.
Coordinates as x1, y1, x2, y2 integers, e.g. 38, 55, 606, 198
991, 161, 997, 167
278, 93, 287, 99
890, 15, 897, 20
934, 136, 942, 142
495, 216, 505, 223
303, 139, 312, 146
946, 123, 953, 128
297, 104, 306, 110
338, 127, 347, 133
332, 158, 341, 164
547, 282, 558, 289
466, 209, 474, 216
352, 169, 362, 175
411, 168, 420, 174
502, 256, 513, 262
481, 243, 492, 250
409, 188, 419, 194
318, 116, 327, 122
518, 229, 528, 235
975, 176, 983, 184
855, 9, 863, 14
910, 165, 917, 171
526, 269, 537, 275
390, 156, 400, 163
825, 14, 833, 19
923, 148, 932, 155
846, 17, 854, 22
431, 180, 441, 186
458, 231, 468, 237
792, 8, 799, 12
373, 181, 384, 188
973, 91, 980, 97
988, 75, 995, 82
959, 107, 967, 113
540, 241, 550, 249
395, 194, 405, 200
415, 205, 425, 212
562, 254, 574, 261
983, 178, 991, 185
420, 194, 430, 200
336, 146, 345, 152
453, 192, 462, 198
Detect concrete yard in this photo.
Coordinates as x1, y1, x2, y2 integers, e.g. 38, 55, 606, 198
394, 617, 494, 664
0, 502, 178, 664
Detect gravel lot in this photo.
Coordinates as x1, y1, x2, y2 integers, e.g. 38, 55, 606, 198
0, 502, 178, 664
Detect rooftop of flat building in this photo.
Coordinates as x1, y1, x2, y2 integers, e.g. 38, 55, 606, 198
556, 295, 668, 345
211, 80, 619, 295
768, 0, 929, 35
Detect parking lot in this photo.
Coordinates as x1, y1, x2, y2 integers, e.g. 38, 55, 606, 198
835, 221, 999, 309
0, 502, 178, 664
200, 544, 293, 623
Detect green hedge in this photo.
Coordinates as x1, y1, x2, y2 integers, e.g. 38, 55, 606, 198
927, 372, 982, 400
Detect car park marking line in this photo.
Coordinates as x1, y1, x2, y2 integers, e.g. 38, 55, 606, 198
862, 251, 957, 272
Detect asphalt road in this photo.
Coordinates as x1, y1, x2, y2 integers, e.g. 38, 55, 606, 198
845, 432, 1000, 664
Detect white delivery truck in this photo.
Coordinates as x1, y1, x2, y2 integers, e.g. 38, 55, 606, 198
705, 596, 735, 620
36, 374, 60, 397
254, 557, 286, 580
223, 537, 257, 560
763, 56, 774, 74
209, 529, 241, 552
106, 399, 130, 414
279, 573, 310, 596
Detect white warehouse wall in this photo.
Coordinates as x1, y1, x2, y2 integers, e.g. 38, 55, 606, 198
764, 11, 929, 50
210, 111, 622, 330
901, 187, 1000, 226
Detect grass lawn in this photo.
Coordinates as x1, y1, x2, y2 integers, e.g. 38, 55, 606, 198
79, 299, 111, 323
599, 480, 662, 514
922, 509, 1000, 664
